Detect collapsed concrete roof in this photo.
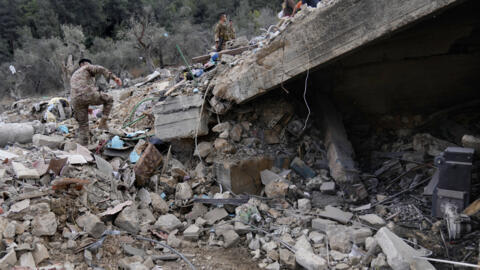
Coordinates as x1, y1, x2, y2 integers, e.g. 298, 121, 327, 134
212, 0, 463, 106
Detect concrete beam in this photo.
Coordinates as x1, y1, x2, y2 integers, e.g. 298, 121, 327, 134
153, 95, 208, 141
212, 0, 461, 106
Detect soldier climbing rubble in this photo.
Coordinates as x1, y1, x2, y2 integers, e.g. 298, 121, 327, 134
70, 58, 122, 145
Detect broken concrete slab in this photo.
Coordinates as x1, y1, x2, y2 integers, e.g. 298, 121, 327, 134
12, 162, 40, 179
212, 0, 461, 108
0, 249, 17, 269
183, 224, 201, 240
359, 214, 386, 226
0, 150, 19, 160
375, 227, 435, 270
204, 208, 229, 225
312, 218, 337, 234
32, 212, 57, 236
318, 206, 353, 224
154, 214, 182, 232
295, 248, 327, 270
114, 206, 140, 234
19, 252, 36, 269
215, 156, 273, 195
76, 213, 107, 239
32, 134, 64, 149
154, 94, 208, 141
0, 123, 34, 147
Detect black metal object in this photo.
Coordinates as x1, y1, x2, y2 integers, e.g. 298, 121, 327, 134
432, 147, 474, 217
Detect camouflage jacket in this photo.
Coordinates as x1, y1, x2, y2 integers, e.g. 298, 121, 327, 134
70, 65, 113, 98
214, 22, 229, 42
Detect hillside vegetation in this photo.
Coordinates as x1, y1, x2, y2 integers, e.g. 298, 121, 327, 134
0, 0, 281, 98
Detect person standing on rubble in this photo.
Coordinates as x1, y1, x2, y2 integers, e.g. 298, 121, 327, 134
214, 13, 229, 52
70, 58, 122, 145
291, 0, 320, 16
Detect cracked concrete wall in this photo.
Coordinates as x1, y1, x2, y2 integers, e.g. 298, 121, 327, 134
212, 0, 462, 106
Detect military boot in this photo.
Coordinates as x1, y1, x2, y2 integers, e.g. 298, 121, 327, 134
77, 133, 89, 146
98, 118, 109, 130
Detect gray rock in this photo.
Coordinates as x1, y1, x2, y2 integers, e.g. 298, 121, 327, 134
175, 182, 193, 200
371, 253, 389, 269
279, 248, 295, 269
32, 212, 57, 236
204, 208, 229, 225
298, 198, 311, 211
12, 162, 40, 179
359, 214, 386, 226
76, 213, 106, 238
186, 203, 208, 221
260, 169, 282, 185
328, 227, 352, 253
365, 237, 377, 251
32, 134, 64, 149
137, 188, 152, 205
330, 250, 347, 261
295, 235, 313, 253
0, 249, 17, 269
114, 206, 140, 234
212, 122, 231, 133
138, 208, 156, 224
351, 227, 372, 245
195, 142, 212, 158
375, 227, 435, 270
318, 206, 353, 224
295, 248, 327, 270
320, 181, 336, 194
123, 244, 146, 257
262, 241, 278, 252
150, 192, 169, 214
312, 218, 337, 233
249, 237, 260, 250
183, 224, 201, 240
3, 222, 16, 239
309, 231, 325, 244
265, 262, 280, 270
222, 230, 240, 248
154, 214, 182, 232
128, 262, 149, 270
19, 252, 36, 269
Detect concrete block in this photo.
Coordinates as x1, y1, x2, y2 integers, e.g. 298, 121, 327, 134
312, 218, 337, 233
154, 95, 208, 141
0, 123, 34, 147
375, 227, 435, 270
295, 248, 327, 270
12, 162, 40, 179
32, 134, 64, 149
318, 206, 353, 224
214, 156, 273, 195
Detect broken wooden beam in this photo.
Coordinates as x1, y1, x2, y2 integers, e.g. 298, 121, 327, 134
191, 45, 258, 64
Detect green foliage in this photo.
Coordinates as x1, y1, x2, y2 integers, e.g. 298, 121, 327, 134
0, 0, 284, 98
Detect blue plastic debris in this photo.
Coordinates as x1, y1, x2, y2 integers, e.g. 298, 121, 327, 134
129, 151, 140, 164
160, 193, 166, 199
58, 125, 69, 134
109, 136, 124, 149
193, 88, 199, 93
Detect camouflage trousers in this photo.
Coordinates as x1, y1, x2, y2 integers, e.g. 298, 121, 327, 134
72, 90, 113, 143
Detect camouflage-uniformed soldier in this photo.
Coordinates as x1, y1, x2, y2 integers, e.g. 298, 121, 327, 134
227, 20, 236, 41
70, 59, 122, 145
214, 13, 229, 52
